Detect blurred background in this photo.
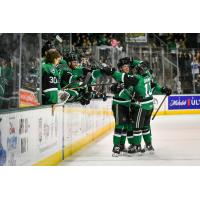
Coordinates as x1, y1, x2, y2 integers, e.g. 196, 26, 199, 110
1, 33, 200, 110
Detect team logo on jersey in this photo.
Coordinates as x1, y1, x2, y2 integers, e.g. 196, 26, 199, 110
51, 69, 55, 74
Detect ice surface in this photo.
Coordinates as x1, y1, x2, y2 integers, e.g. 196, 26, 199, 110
59, 114, 200, 166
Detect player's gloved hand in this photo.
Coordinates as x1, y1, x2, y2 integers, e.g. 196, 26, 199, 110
58, 90, 70, 103
82, 67, 92, 76
124, 74, 139, 87
80, 92, 91, 105
161, 87, 172, 96
132, 92, 143, 102
110, 83, 124, 93
100, 67, 116, 76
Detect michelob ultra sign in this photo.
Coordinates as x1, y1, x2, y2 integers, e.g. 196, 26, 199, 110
168, 95, 200, 110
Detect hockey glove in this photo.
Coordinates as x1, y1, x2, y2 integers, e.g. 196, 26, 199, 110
80, 92, 91, 105
110, 83, 124, 93
131, 92, 143, 103
100, 67, 116, 76
58, 90, 70, 103
124, 74, 139, 87
82, 67, 92, 76
161, 87, 172, 96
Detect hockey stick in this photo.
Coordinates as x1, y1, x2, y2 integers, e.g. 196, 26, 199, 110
61, 72, 92, 91
152, 95, 168, 120
64, 82, 115, 90
63, 81, 115, 90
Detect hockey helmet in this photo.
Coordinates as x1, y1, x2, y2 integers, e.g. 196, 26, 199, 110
67, 52, 78, 62
135, 60, 150, 75
117, 57, 130, 68
42, 41, 55, 57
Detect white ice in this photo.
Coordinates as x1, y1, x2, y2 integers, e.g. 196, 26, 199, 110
59, 114, 200, 166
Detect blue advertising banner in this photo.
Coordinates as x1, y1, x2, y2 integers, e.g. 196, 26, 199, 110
168, 96, 200, 110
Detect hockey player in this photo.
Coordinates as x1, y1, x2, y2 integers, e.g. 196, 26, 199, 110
109, 57, 133, 157
59, 52, 104, 105
59, 52, 92, 104
97, 57, 140, 156
126, 61, 172, 155
42, 49, 69, 105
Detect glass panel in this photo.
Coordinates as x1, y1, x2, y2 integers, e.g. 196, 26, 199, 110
0, 33, 20, 110
20, 33, 41, 107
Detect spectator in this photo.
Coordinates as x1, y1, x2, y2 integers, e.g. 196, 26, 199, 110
195, 74, 200, 93
179, 38, 186, 49
191, 56, 200, 80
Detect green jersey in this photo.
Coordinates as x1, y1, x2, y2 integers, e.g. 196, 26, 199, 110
120, 71, 163, 110
111, 71, 132, 107
42, 63, 60, 104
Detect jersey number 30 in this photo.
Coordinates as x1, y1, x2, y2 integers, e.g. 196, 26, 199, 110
49, 76, 58, 84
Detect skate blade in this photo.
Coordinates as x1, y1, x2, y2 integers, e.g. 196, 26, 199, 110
120, 152, 128, 156
148, 150, 154, 155
127, 152, 143, 156
112, 153, 120, 157
135, 152, 143, 156
127, 153, 134, 157
143, 150, 155, 155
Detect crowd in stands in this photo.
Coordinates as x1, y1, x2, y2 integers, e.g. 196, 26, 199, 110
1, 33, 200, 110
72, 33, 124, 48
151, 33, 200, 93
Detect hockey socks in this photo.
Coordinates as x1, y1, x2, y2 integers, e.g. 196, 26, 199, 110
142, 127, 152, 144
133, 130, 142, 145
126, 124, 134, 144
120, 132, 127, 145
113, 125, 124, 146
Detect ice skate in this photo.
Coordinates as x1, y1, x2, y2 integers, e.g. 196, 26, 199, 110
127, 145, 143, 156
112, 146, 120, 157
119, 144, 128, 156
143, 143, 155, 154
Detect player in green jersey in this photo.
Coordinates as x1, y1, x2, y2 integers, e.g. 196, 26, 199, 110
127, 61, 172, 155
42, 49, 69, 105
109, 58, 133, 157
59, 52, 105, 105
99, 57, 139, 157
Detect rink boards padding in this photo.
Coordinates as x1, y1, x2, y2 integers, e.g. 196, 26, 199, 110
0, 99, 114, 166
1, 95, 200, 166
